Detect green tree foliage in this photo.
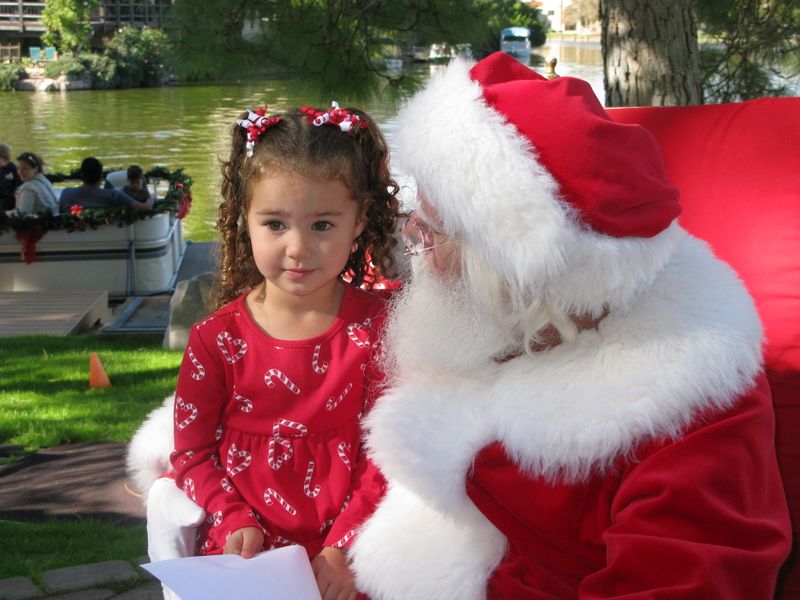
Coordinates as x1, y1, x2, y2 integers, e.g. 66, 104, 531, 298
41, 0, 99, 53
0, 63, 26, 91
168, 0, 544, 93
483, 0, 547, 53
165, 0, 250, 82
106, 26, 172, 87
694, 0, 800, 102
41, 27, 171, 89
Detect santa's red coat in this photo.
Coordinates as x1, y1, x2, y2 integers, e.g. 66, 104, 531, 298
470, 373, 788, 598
350, 232, 791, 599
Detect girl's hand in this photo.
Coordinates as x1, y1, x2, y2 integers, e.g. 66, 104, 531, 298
311, 546, 358, 600
223, 526, 264, 558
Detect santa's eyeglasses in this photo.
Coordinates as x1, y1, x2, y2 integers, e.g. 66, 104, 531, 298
401, 211, 455, 257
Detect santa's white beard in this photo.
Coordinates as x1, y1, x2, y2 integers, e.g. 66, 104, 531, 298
381, 259, 515, 379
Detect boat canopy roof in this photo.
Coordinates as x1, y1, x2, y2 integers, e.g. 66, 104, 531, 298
500, 26, 530, 38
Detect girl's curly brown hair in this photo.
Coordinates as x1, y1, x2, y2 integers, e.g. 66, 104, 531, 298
214, 107, 400, 310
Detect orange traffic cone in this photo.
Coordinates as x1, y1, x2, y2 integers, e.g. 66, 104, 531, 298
89, 352, 112, 388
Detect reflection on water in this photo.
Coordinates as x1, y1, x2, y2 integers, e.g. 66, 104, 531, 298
3, 82, 407, 242
533, 40, 605, 104
2, 44, 604, 242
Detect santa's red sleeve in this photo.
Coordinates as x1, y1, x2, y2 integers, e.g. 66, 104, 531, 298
323, 317, 388, 549
468, 374, 791, 598
579, 376, 790, 599
170, 326, 261, 542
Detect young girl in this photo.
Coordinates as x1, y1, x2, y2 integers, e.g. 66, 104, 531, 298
170, 102, 398, 598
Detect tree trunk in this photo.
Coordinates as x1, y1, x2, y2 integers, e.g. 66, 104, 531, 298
601, 0, 702, 107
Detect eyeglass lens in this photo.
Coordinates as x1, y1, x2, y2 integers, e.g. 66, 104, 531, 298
401, 212, 434, 253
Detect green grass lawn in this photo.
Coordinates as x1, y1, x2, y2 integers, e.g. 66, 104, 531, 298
0, 518, 148, 580
0, 333, 183, 580
0, 333, 182, 453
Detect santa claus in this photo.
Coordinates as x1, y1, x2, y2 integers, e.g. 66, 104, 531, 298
347, 52, 791, 599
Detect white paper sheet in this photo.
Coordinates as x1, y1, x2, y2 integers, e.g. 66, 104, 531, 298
142, 545, 323, 600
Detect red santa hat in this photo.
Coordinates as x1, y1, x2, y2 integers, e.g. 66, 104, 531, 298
394, 52, 684, 312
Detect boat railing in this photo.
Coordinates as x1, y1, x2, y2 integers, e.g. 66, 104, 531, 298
0, 166, 192, 298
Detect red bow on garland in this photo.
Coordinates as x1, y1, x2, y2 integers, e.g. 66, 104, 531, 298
175, 184, 192, 220
15, 226, 45, 264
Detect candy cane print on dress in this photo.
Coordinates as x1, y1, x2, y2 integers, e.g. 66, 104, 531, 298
332, 529, 356, 549
234, 391, 253, 413
325, 382, 353, 411
200, 540, 215, 555
264, 487, 298, 516
312, 344, 329, 374
267, 436, 293, 470
210, 453, 223, 471
346, 318, 372, 348
226, 443, 252, 477
216, 331, 248, 364
319, 518, 335, 534
187, 346, 205, 381
272, 535, 297, 547
274, 418, 308, 437
303, 460, 321, 498
177, 450, 194, 467
183, 478, 196, 502
339, 492, 351, 514
337, 441, 352, 471
267, 419, 307, 469
220, 477, 234, 493
264, 368, 301, 394
207, 511, 223, 527
175, 396, 198, 430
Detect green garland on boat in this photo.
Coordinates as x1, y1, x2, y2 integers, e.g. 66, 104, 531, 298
0, 167, 193, 236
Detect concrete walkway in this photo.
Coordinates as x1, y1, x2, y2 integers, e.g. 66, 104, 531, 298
0, 560, 163, 599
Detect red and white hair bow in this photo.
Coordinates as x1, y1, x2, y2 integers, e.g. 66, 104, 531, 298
236, 106, 283, 158
300, 101, 363, 134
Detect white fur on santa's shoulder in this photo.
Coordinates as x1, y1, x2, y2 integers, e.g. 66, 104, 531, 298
126, 394, 175, 502
394, 56, 680, 315
491, 233, 763, 481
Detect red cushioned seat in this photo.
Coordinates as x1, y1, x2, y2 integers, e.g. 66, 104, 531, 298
609, 98, 800, 599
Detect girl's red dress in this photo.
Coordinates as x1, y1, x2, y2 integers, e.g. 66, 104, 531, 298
170, 284, 386, 557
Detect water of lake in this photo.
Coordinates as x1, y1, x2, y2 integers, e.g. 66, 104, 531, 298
2, 42, 603, 242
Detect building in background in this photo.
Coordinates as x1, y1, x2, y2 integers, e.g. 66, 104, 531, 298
535, 0, 599, 34
0, 0, 171, 61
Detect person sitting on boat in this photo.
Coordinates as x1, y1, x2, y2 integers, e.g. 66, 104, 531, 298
122, 164, 152, 204
0, 144, 23, 212
8, 151, 60, 217
58, 156, 154, 213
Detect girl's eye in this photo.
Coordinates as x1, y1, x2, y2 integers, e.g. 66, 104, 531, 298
265, 221, 285, 231
312, 221, 333, 232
